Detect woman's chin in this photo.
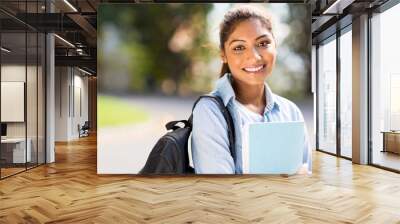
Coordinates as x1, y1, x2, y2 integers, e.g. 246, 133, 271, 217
231, 70, 269, 85
240, 72, 268, 84
239, 78, 266, 86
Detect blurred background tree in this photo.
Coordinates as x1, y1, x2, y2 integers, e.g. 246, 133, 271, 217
98, 4, 213, 95
98, 3, 311, 99
266, 3, 312, 99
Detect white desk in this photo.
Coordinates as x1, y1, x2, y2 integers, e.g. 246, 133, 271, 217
1, 138, 31, 163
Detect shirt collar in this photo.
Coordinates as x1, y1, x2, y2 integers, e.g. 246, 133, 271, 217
264, 83, 280, 113
213, 73, 236, 106
214, 73, 280, 112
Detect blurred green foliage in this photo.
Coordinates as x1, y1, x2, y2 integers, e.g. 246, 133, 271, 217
98, 95, 148, 127
98, 4, 213, 95
261, 4, 312, 100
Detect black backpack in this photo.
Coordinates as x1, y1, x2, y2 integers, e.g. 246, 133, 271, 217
139, 95, 236, 174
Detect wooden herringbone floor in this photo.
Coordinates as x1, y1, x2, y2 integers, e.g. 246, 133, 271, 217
1, 135, 400, 224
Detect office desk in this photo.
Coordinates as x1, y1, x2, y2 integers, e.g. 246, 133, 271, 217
1, 138, 31, 163
381, 131, 400, 154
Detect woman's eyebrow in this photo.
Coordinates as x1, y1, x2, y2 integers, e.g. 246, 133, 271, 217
228, 34, 272, 46
256, 34, 271, 41
228, 39, 245, 46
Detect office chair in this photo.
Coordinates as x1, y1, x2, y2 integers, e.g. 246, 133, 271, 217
79, 121, 90, 138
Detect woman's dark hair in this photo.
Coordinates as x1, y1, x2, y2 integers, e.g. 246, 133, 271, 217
219, 5, 274, 77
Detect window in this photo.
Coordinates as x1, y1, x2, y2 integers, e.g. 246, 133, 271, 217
317, 36, 337, 155
339, 28, 352, 158
371, 3, 400, 171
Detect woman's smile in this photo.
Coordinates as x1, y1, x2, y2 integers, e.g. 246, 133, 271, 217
242, 64, 266, 73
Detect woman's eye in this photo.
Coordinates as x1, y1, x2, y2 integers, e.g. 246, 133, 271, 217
233, 46, 245, 52
258, 41, 270, 48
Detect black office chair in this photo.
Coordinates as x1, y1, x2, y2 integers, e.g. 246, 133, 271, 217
79, 121, 90, 138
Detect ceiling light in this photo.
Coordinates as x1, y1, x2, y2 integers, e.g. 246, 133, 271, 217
54, 34, 75, 48
1, 47, 11, 53
63, 0, 78, 12
78, 67, 93, 76
322, 0, 354, 15
323, 0, 341, 14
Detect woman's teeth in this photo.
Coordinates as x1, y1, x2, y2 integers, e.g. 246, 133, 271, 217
243, 65, 264, 72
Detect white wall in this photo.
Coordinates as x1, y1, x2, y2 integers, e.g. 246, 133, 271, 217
55, 66, 70, 141
72, 73, 89, 138
55, 67, 89, 141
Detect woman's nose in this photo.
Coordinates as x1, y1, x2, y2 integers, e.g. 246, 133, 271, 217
248, 47, 262, 61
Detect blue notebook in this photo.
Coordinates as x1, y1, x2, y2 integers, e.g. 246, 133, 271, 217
242, 121, 305, 174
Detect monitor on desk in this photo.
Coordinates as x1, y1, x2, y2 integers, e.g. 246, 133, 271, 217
1, 123, 7, 138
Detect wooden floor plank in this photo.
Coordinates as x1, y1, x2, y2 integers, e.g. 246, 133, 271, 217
0, 134, 400, 223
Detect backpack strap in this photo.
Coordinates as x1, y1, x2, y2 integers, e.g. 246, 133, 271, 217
165, 120, 190, 131
188, 95, 236, 167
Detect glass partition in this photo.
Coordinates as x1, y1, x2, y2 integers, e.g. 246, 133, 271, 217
38, 32, 45, 165
1, 30, 28, 178
26, 0, 40, 169
0, 1, 46, 179
27, 30, 38, 169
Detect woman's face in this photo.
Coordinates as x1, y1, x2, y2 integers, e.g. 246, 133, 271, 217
221, 18, 276, 86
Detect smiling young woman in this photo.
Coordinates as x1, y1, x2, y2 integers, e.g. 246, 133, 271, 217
222, 17, 276, 115
191, 5, 311, 175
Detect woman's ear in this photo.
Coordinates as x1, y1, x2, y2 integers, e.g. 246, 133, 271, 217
220, 51, 227, 63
